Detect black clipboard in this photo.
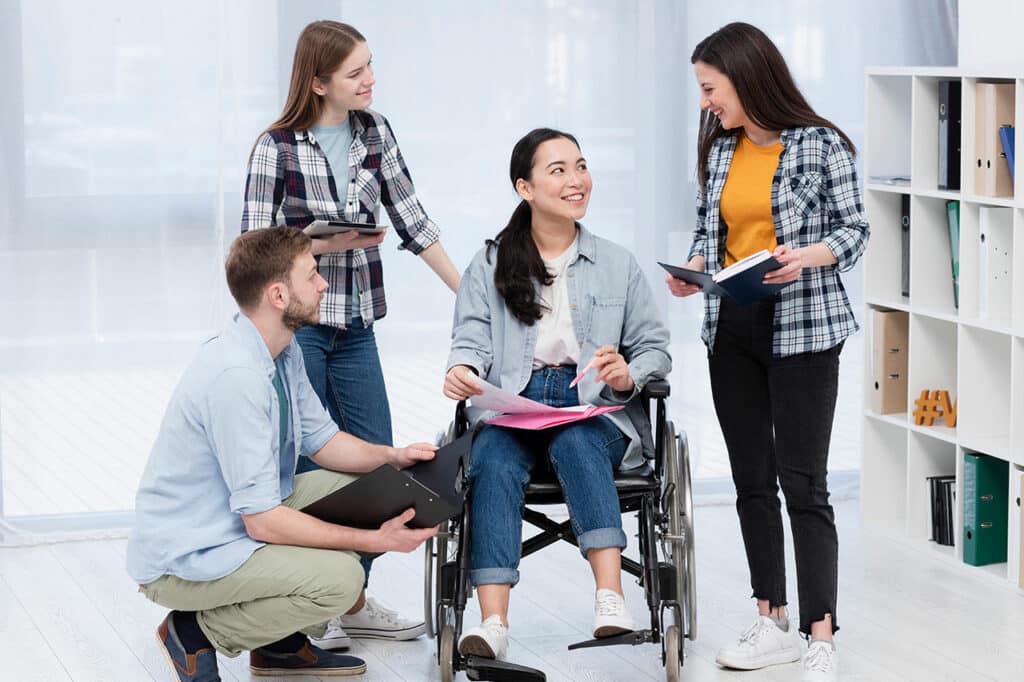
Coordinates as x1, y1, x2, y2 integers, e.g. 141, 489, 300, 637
301, 432, 471, 530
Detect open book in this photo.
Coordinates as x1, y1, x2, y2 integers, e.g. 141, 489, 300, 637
659, 249, 795, 305
468, 377, 623, 430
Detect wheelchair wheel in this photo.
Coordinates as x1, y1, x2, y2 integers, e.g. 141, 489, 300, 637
662, 422, 697, 641
678, 430, 697, 641
439, 624, 456, 682
664, 624, 681, 682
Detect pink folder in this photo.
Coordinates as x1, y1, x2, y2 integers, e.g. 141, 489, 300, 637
484, 405, 624, 430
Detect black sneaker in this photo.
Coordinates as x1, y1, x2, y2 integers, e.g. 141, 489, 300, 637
249, 641, 366, 677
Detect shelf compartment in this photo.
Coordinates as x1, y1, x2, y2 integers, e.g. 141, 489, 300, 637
907, 431, 957, 542
1012, 338, 1024, 465
862, 418, 908, 526
866, 75, 912, 182
907, 314, 957, 433
864, 190, 910, 303
909, 195, 960, 314
958, 326, 1012, 456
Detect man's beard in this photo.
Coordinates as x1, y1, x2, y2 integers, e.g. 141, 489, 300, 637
282, 297, 320, 331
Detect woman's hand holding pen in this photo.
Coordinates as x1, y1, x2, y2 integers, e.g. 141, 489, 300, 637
665, 255, 705, 298
575, 345, 634, 393
310, 229, 387, 256
764, 244, 803, 284
444, 365, 483, 401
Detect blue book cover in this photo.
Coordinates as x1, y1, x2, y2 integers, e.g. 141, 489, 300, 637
659, 250, 795, 306
999, 125, 1015, 181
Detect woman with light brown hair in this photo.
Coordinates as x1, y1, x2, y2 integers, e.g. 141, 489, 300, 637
241, 19, 459, 651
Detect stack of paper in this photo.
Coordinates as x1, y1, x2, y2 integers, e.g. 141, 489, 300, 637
469, 378, 624, 431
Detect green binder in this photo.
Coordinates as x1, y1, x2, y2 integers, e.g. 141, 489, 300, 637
946, 200, 960, 308
962, 452, 1008, 566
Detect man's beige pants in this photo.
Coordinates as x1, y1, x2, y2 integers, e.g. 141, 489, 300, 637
140, 470, 365, 656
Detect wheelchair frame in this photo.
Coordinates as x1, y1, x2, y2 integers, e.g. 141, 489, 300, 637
423, 380, 697, 681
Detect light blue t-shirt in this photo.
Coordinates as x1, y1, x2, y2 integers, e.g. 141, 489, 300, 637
311, 118, 362, 314
126, 313, 339, 584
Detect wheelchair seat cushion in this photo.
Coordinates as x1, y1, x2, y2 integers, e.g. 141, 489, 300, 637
524, 463, 656, 503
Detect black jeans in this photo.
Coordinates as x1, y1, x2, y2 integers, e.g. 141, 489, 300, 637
709, 297, 841, 635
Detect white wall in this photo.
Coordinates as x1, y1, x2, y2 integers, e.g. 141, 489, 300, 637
959, 0, 1024, 72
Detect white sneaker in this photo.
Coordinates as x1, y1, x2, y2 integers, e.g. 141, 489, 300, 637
715, 615, 801, 670
339, 595, 425, 641
592, 588, 634, 638
309, 616, 352, 650
458, 615, 509, 660
802, 640, 838, 682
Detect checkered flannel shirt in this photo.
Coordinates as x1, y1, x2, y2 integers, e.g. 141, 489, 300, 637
687, 127, 870, 358
241, 109, 440, 328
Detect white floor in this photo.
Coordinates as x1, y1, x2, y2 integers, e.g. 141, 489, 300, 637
2, 497, 1023, 681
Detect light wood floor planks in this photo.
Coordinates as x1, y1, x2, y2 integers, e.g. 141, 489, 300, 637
1, 498, 1022, 681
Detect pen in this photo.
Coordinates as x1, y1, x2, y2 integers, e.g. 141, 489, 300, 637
568, 358, 596, 389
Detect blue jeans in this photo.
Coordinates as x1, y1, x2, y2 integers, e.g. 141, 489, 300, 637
294, 319, 393, 583
467, 366, 628, 587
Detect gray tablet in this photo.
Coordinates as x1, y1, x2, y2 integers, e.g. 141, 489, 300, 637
303, 220, 387, 237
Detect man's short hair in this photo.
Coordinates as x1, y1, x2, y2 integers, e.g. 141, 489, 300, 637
226, 228, 312, 310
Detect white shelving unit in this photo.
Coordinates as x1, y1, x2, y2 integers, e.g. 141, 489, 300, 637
863, 67, 1024, 591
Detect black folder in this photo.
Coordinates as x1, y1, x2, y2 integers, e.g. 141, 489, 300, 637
302, 432, 471, 530
938, 80, 961, 190
900, 194, 911, 298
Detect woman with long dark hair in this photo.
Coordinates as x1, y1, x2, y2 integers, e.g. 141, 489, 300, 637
241, 19, 459, 649
444, 128, 671, 660
666, 22, 868, 682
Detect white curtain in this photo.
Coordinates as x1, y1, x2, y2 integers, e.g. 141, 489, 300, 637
0, 0, 955, 520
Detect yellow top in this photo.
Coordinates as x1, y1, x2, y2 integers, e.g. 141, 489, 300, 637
720, 134, 784, 267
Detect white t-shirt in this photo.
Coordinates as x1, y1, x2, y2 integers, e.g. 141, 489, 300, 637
532, 237, 581, 369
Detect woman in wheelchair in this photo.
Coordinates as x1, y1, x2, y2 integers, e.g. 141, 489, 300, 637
442, 127, 671, 661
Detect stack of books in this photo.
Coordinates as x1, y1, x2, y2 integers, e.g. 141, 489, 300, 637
927, 475, 956, 546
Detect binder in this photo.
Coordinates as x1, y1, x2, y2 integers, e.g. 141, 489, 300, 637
900, 194, 910, 298
973, 83, 1014, 197
946, 201, 960, 308
977, 206, 1012, 320
927, 474, 955, 546
870, 309, 908, 415
962, 452, 1008, 566
301, 432, 471, 530
938, 80, 961, 190
999, 125, 1015, 181
1019, 472, 1024, 588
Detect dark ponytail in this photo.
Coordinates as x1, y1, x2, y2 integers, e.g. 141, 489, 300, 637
487, 127, 581, 325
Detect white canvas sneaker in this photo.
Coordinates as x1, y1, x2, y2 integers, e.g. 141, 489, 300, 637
458, 615, 509, 660
592, 588, 634, 638
802, 640, 838, 682
715, 615, 801, 670
339, 595, 425, 640
308, 616, 352, 650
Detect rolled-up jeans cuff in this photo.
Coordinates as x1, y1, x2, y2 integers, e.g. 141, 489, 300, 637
470, 567, 520, 587
578, 527, 627, 558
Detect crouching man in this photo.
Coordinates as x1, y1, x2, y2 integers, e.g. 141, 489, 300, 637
127, 227, 437, 680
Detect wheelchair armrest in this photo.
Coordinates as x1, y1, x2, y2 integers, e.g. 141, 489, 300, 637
641, 379, 670, 400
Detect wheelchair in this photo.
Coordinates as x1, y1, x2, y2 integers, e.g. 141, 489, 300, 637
423, 380, 696, 681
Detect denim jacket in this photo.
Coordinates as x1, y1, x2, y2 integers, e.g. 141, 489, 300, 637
447, 226, 671, 469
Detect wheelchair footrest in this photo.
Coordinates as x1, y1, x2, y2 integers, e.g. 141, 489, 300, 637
567, 629, 654, 650
465, 655, 546, 681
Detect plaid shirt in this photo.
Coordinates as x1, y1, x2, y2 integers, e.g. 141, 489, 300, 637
241, 109, 440, 328
688, 127, 869, 357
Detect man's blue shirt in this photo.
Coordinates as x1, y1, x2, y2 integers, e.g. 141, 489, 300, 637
126, 313, 339, 584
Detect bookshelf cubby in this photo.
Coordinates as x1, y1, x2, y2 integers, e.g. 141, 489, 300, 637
864, 67, 1024, 590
